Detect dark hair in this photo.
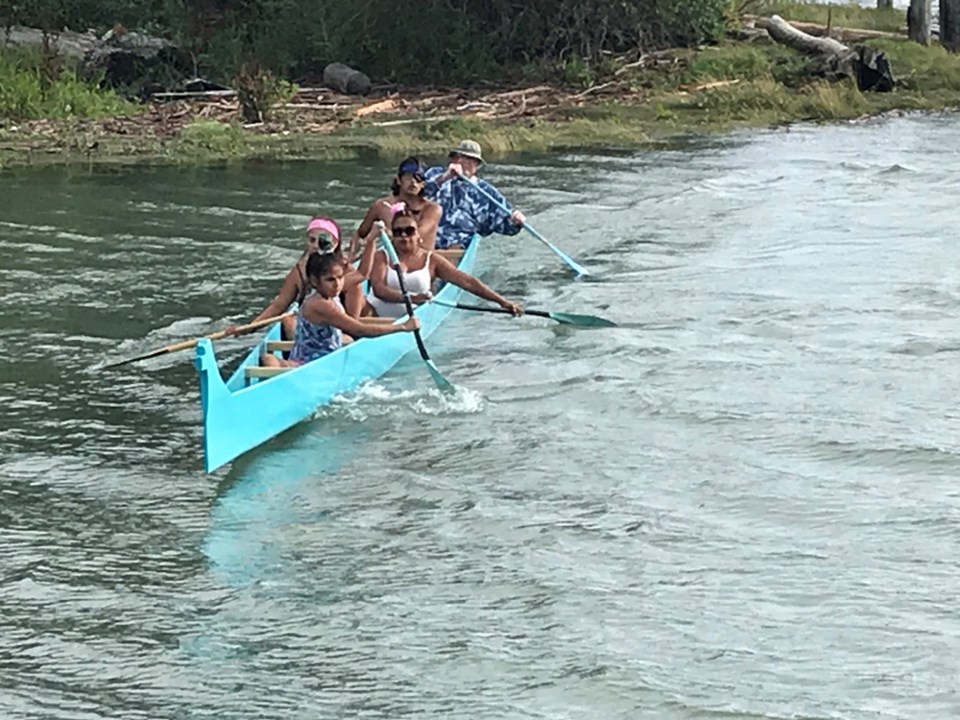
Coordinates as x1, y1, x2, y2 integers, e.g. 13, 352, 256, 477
305, 251, 343, 279
391, 156, 426, 197
390, 207, 419, 231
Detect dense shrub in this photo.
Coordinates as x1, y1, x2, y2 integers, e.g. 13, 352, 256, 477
2, 0, 730, 86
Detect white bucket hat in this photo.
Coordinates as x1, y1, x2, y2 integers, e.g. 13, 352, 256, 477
449, 139, 483, 163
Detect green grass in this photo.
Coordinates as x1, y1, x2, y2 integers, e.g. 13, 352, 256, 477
0, 50, 133, 121
870, 38, 960, 94
751, 1, 905, 32
684, 42, 816, 87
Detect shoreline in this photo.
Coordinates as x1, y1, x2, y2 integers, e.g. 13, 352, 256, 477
3, 27, 960, 170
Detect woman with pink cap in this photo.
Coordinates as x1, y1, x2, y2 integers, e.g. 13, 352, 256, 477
237, 215, 379, 341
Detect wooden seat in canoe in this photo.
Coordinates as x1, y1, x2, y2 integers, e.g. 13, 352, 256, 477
245, 366, 292, 380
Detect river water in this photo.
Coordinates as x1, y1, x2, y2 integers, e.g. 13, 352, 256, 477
2, 112, 960, 719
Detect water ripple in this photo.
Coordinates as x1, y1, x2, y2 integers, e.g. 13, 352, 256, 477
3, 115, 960, 719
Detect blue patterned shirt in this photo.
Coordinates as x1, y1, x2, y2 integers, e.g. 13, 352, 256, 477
423, 167, 524, 249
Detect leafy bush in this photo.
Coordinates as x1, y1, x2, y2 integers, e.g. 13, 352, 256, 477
233, 62, 296, 123
4, 0, 732, 87
0, 50, 132, 120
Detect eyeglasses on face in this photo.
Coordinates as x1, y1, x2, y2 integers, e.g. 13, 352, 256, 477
392, 226, 417, 238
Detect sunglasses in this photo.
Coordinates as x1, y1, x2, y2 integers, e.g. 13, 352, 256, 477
392, 226, 417, 238
308, 233, 337, 251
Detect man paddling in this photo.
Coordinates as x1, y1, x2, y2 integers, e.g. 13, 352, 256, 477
422, 139, 526, 250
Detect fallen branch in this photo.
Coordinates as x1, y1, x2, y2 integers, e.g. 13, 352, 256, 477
614, 56, 648, 76
576, 81, 619, 98
678, 79, 742, 93
762, 14, 852, 54
354, 97, 398, 117
761, 14, 894, 92
486, 85, 552, 100
747, 15, 906, 42
368, 115, 460, 127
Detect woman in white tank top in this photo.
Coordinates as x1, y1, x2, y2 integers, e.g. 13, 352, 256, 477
364, 207, 524, 319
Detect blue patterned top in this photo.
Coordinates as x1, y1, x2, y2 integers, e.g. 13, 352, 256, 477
289, 297, 343, 363
423, 166, 524, 249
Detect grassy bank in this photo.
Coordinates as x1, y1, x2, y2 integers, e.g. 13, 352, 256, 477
753, 1, 905, 32
2, 3, 960, 169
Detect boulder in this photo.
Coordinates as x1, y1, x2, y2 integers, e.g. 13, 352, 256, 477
323, 62, 371, 96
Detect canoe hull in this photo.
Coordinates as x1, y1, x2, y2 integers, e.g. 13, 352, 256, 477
195, 237, 479, 473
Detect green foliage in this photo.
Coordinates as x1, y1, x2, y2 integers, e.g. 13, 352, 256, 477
563, 57, 595, 88
869, 38, 960, 93
684, 43, 816, 87
0, 50, 132, 120
233, 62, 296, 123
655, 102, 675, 120
178, 119, 246, 150
1, 0, 732, 87
668, 75, 870, 126
654, 0, 730, 46
685, 45, 774, 81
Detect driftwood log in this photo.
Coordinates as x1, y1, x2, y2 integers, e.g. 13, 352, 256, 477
762, 15, 894, 92
744, 15, 906, 41
322, 63, 371, 96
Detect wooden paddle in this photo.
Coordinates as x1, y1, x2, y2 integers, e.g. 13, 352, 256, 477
457, 176, 591, 278
431, 298, 617, 327
104, 312, 294, 369
378, 229, 455, 394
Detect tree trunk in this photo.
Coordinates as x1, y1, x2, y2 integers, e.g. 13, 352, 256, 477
761, 15, 895, 92
763, 14, 852, 55
942, 0, 960, 51
908, 0, 932, 44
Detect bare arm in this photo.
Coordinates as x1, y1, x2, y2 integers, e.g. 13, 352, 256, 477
349, 199, 390, 260
303, 297, 418, 338
344, 222, 381, 288
432, 255, 523, 314
253, 265, 301, 321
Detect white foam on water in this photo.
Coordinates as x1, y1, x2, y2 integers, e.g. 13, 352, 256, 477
314, 380, 486, 421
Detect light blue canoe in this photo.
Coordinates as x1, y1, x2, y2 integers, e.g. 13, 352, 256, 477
194, 236, 480, 473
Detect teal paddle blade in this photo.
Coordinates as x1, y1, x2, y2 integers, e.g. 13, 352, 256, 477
425, 359, 455, 394
548, 311, 618, 328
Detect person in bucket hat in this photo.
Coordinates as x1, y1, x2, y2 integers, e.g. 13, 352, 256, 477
422, 139, 526, 250
449, 139, 484, 162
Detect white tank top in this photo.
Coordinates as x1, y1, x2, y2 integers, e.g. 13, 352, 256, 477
366, 252, 432, 318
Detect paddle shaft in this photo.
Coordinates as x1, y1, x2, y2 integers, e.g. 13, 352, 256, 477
381, 247, 431, 361
394, 262, 432, 361
457, 176, 590, 277
106, 312, 293, 368
432, 297, 616, 327
449, 301, 552, 321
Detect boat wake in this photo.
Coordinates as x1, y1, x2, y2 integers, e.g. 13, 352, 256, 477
316, 381, 486, 421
